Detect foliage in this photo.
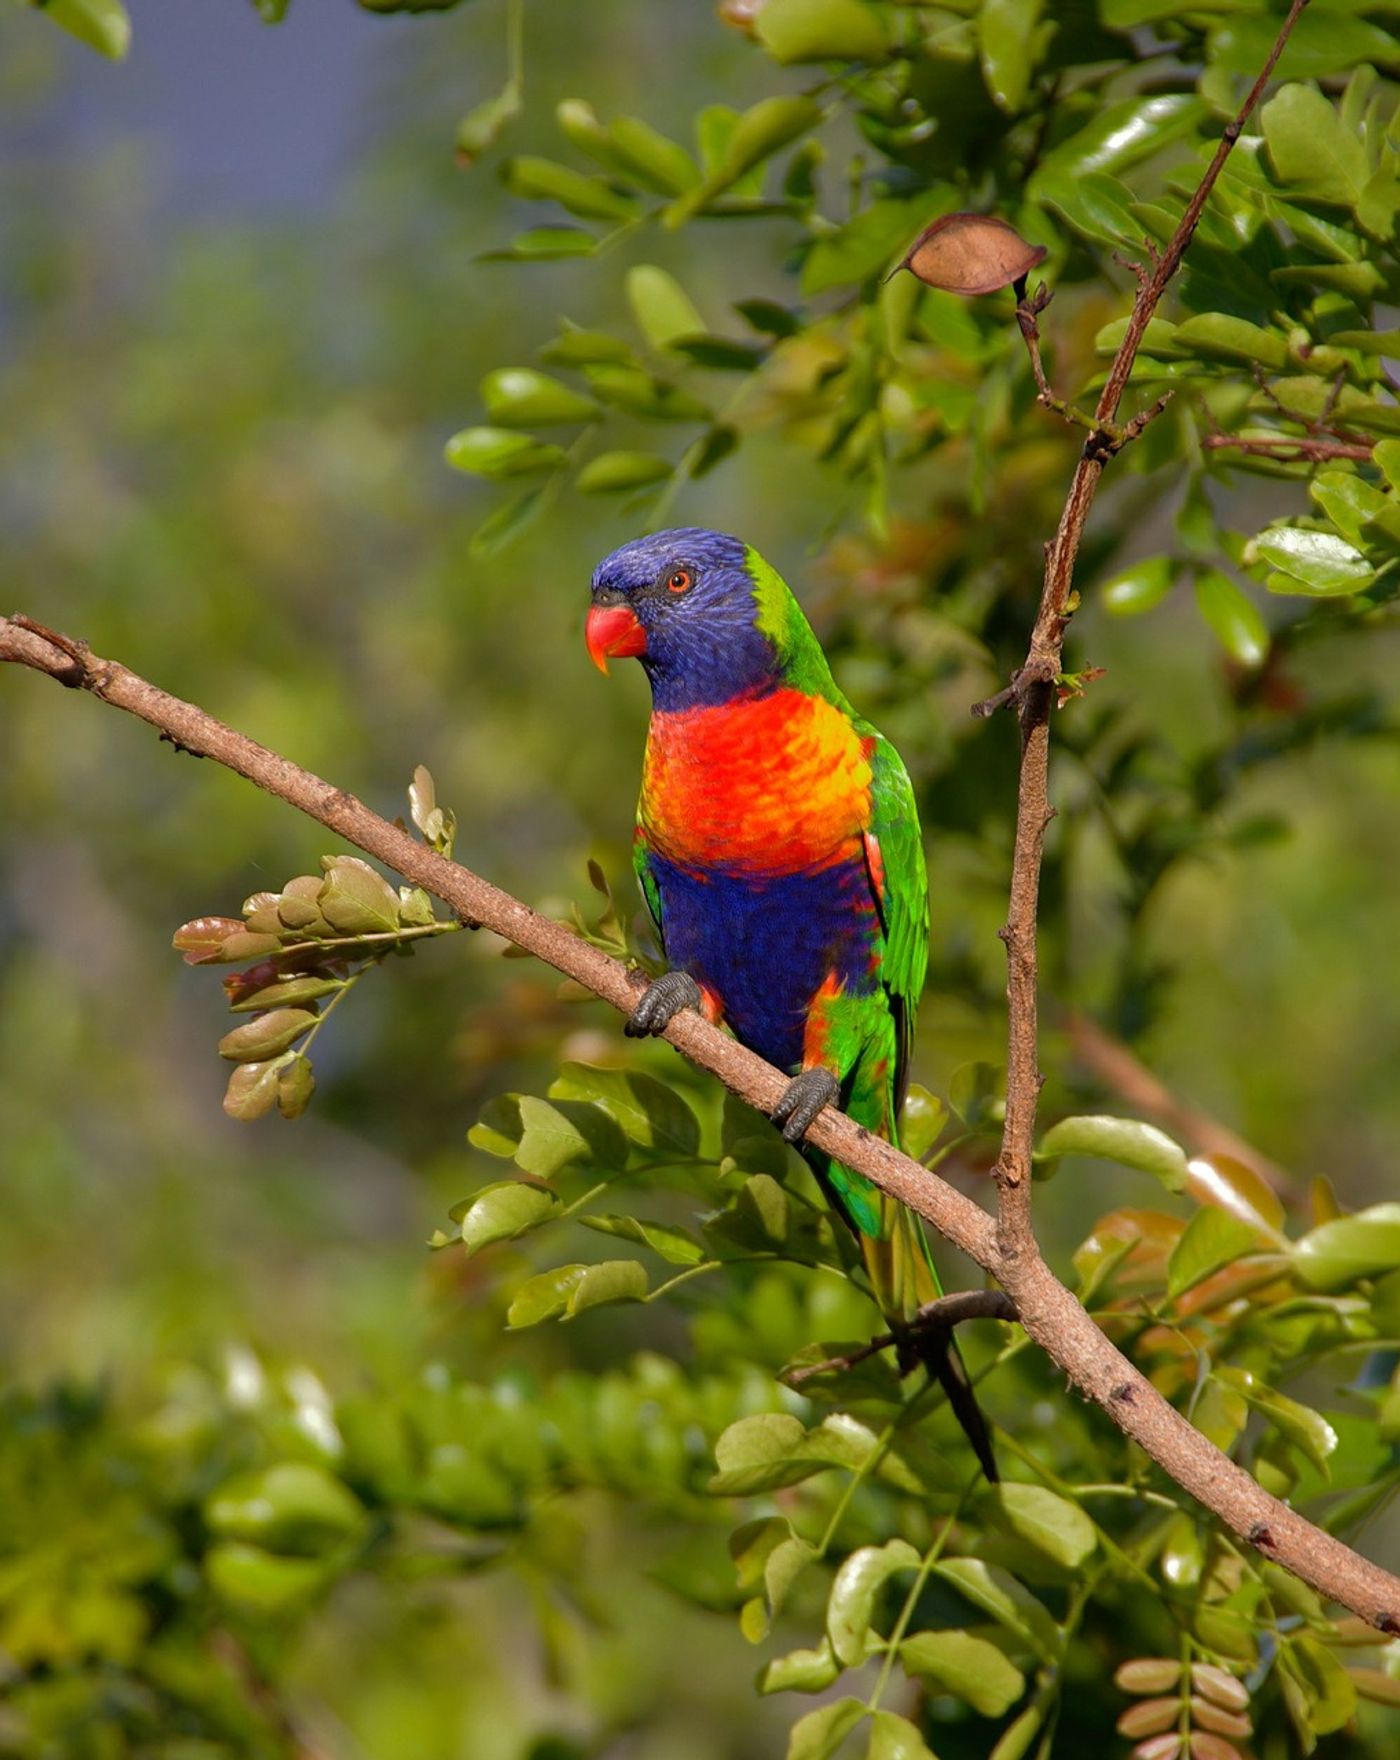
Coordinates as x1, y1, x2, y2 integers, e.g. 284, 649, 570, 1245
6, 0, 1400, 1756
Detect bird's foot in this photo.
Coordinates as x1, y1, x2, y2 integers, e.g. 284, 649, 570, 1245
624, 969, 703, 1038
771, 1067, 839, 1144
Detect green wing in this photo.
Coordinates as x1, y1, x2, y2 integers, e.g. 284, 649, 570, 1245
862, 732, 929, 1115
633, 827, 666, 955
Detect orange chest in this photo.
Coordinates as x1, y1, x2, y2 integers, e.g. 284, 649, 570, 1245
640, 688, 873, 874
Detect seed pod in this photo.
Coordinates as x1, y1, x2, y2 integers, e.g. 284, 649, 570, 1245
1190, 1666, 1249, 1712
1117, 1698, 1179, 1739
1132, 1738, 1183, 1760
892, 211, 1046, 296
1189, 1698, 1250, 1739
1188, 1734, 1242, 1760
1116, 1659, 1184, 1695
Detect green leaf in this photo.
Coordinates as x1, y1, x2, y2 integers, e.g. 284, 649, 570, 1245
979, 0, 1042, 112
1309, 472, 1392, 547
483, 227, 599, 261
503, 156, 640, 221
444, 426, 566, 479
1102, 556, 1175, 616
223, 1058, 286, 1121
1287, 1633, 1359, 1734
900, 1085, 947, 1161
865, 1710, 936, 1760
1166, 1205, 1260, 1299
455, 83, 521, 163
984, 1483, 1097, 1570
319, 855, 401, 934
759, 1638, 843, 1695
1173, 313, 1289, 371
549, 1062, 701, 1157
626, 264, 707, 351
582, 363, 711, 421
1036, 1115, 1188, 1191
607, 116, 700, 195
731, 1516, 817, 1640
710, 1412, 809, 1495
506, 1258, 648, 1326
276, 1052, 315, 1120
670, 96, 822, 222
218, 1009, 317, 1063
1035, 168, 1141, 248
1262, 84, 1369, 208
1293, 1203, 1400, 1290
515, 1095, 629, 1177
900, 1629, 1026, 1717
206, 1463, 365, 1555
802, 196, 931, 296
1194, 570, 1268, 669
457, 1180, 561, 1255
205, 1542, 330, 1613
1211, 13, 1400, 82
576, 450, 674, 493
827, 1538, 921, 1665
1255, 527, 1374, 596
579, 1212, 705, 1264
36, 0, 131, 59
481, 367, 599, 428
1032, 94, 1204, 183
788, 1698, 866, 1760
756, 0, 886, 64
540, 325, 636, 366
930, 1558, 1059, 1661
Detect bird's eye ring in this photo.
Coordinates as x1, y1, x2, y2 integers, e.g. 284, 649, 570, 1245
666, 568, 692, 594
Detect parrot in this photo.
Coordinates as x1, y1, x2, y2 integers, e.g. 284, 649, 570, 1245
586, 527, 997, 1481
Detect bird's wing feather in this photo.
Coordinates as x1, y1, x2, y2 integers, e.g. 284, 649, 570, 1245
633, 827, 666, 954
861, 732, 929, 1115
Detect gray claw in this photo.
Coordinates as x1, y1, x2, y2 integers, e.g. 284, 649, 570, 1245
625, 970, 702, 1038
772, 1068, 839, 1143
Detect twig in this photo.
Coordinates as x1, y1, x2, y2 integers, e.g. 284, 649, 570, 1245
981, 0, 1312, 1254
5, 609, 1400, 1631
785, 1290, 1018, 1386
1203, 434, 1374, 463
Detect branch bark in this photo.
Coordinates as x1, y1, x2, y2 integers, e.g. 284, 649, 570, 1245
3, 606, 1398, 1632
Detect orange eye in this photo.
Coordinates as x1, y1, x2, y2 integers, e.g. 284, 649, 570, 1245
666, 568, 692, 594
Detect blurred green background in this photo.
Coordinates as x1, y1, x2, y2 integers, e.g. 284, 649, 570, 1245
4, 2, 1400, 1754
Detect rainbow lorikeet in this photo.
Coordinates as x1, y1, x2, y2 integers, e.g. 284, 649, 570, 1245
586, 527, 996, 1481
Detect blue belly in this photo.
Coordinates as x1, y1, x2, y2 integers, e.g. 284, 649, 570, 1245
648, 851, 881, 1073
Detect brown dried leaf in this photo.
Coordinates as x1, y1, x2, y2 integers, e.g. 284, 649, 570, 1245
895, 211, 1046, 296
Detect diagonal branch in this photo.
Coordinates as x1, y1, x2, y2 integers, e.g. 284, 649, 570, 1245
4, 607, 1399, 1633
979, 3, 1311, 1268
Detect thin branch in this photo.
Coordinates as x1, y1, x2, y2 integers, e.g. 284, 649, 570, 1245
1203, 434, 1375, 463
983, 0, 1310, 1247
785, 1290, 1018, 1386
4, 611, 1399, 1632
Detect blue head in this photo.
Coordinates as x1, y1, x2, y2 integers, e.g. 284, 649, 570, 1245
587, 527, 779, 711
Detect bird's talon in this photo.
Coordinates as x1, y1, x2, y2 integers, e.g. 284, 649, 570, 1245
624, 970, 702, 1038
772, 1068, 839, 1143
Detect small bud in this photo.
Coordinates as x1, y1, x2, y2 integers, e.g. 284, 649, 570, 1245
173, 917, 247, 965
1131, 1739, 1183, 1760
1117, 1699, 1179, 1740
1188, 1735, 1242, 1760
1189, 1699, 1250, 1739
276, 1053, 316, 1120
277, 894, 325, 931
893, 211, 1046, 296
1189, 1666, 1249, 1713
1116, 1659, 1184, 1696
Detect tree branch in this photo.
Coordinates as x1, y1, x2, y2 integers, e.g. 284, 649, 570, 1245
1203, 434, 1374, 463
4, 606, 1398, 1631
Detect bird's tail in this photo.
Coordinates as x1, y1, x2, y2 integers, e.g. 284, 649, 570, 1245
805, 1134, 998, 1483
860, 1193, 999, 1484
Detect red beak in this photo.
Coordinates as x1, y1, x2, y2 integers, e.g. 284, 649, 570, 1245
586, 603, 647, 673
